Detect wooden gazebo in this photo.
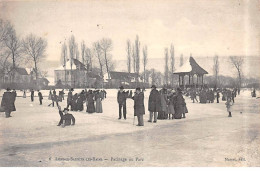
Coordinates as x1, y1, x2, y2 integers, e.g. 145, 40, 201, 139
173, 56, 208, 88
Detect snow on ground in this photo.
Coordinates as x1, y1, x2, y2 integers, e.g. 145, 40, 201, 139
0, 89, 259, 166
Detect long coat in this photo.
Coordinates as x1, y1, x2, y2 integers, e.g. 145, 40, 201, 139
160, 93, 168, 112
132, 92, 145, 116
173, 93, 185, 119
1, 91, 16, 112
148, 89, 161, 112
117, 91, 129, 105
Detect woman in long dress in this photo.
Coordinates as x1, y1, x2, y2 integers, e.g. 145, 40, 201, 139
95, 90, 103, 113
167, 92, 175, 119
173, 88, 185, 119
23, 90, 26, 98
158, 89, 168, 120
86, 90, 95, 113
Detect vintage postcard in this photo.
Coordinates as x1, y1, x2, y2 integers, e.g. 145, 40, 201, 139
0, 0, 259, 167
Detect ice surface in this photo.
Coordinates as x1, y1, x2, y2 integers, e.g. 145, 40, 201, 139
0, 89, 259, 166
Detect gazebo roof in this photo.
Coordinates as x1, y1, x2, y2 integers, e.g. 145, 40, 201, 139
174, 57, 208, 75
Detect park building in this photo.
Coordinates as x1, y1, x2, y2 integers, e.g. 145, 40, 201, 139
54, 58, 101, 88
173, 56, 208, 88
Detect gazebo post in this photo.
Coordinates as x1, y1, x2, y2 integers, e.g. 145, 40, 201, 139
188, 74, 191, 86
197, 74, 199, 86
202, 74, 204, 85
179, 75, 181, 86
182, 75, 184, 86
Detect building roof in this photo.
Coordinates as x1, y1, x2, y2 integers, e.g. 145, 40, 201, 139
110, 71, 138, 80
174, 57, 208, 75
55, 59, 77, 70
13, 67, 28, 75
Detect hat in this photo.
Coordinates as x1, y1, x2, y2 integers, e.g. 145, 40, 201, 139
6, 88, 11, 91
177, 87, 182, 92
70, 88, 74, 91
63, 108, 69, 112
136, 87, 141, 91
151, 85, 156, 88
119, 86, 124, 89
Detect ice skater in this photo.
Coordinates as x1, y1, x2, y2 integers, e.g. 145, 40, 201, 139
57, 105, 75, 127
132, 87, 145, 126
117, 86, 129, 120
225, 98, 233, 117
1, 88, 16, 118
38, 90, 43, 105
31, 89, 34, 102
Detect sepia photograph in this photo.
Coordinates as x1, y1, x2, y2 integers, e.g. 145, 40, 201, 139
0, 0, 259, 167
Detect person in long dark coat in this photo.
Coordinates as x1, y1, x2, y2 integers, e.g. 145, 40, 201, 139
86, 90, 95, 113
148, 85, 161, 123
38, 90, 43, 105
216, 90, 220, 103
71, 93, 78, 111
1, 88, 16, 118
158, 89, 168, 120
173, 88, 185, 119
95, 90, 103, 113
31, 89, 34, 102
199, 89, 207, 103
132, 87, 145, 126
117, 86, 129, 120
77, 90, 85, 111
190, 89, 198, 103
67, 88, 73, 109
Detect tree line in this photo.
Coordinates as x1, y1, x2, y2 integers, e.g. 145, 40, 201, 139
60, 35, 115, 86
0, 19, 47, 85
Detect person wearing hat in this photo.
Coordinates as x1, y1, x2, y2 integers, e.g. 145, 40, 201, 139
30, 89, 34, 102
117, 86, 129, 120
38, 90, 43, 105
148, 85, 161, 123
173, 87, 186, 119
57, 106, 75, 127
66, 88, 74, 109
132, 87, 145, 126
1, 88, 16, 118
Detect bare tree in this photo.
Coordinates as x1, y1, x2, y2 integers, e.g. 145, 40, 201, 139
99, 38, 113, 79
213, 55, 219, 88
164, 48, 169, 85
69, 35, 76, 87
142, 45, 148, 83
60, 42, 68, 86
180, 54, 184, 67
85, 47, 92, 71
81, 41, 86, 65
135, 35, 140, 82
230, 56, 244, 88
126, 39, 131, 73
132, 43, 136, 73
75, 43, 79, 60
4, 25, 22, 82
170, 44, 175, 86
0, 19, 11, 49
22, 34, 47, 85
93, 41, 104, 79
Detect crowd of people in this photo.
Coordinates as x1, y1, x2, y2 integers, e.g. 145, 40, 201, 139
0, 86, 257, 127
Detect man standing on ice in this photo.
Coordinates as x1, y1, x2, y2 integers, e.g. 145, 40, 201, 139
132, 87, 145, 126
1, 88, 16, 118
67, 88, 73, 109
148, 85, 161, 123
38, 90, 43, 105
31, 89, 34, 102
117, 86, 129, 120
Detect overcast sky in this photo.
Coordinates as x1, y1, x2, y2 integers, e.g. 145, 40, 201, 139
0, 0, 259, 79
